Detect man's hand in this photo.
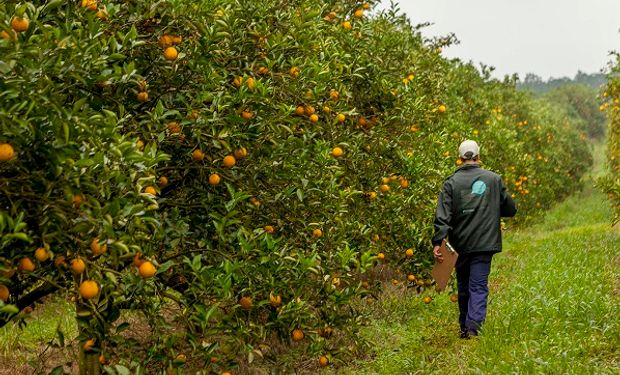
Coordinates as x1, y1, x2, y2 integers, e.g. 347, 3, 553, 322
433, 245, 444, 263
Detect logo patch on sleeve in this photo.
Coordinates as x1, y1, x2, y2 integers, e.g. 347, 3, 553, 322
471, 180, 487, 195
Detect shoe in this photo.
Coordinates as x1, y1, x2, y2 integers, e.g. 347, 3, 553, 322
467, 330, 478, 337
459, 330, 470, 339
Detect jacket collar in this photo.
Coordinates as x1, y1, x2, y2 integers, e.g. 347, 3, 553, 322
456, 163, 481, 172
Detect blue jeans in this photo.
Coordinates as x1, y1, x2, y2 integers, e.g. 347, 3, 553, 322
455, 252, 494, 334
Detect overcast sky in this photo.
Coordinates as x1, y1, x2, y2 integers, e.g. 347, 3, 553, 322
379, 0, 620, 80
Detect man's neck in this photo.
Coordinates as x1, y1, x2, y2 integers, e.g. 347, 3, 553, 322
463, 160, 479, 165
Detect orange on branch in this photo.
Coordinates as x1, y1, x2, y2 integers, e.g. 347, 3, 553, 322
0, 285, 9, 301
209, 173, 221, 185
18, 257, 35, 272
35, 247, 49, 262
291, 329, 304, 342
163, 47, 178, 61
11, 17, 30, 33
79, 280, 99, 299
71, 258, 86, 274
0, 144, 15, 162
139, 261, 157, 278
192, 149, 205, 161
223, 155, 236, 168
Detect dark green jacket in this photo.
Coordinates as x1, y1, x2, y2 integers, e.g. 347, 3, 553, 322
432, 164, 517, 254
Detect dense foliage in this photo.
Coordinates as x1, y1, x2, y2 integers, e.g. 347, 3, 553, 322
601, 54, 620, 224
0, 0, 591, 372
544, 84, 607, 139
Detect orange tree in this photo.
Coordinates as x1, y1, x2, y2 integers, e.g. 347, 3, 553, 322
0, 0, 591, 373
601, 52, 620, 224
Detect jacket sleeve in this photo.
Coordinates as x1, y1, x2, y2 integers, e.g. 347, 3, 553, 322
432, 180, 453, 246
499, 178, 517, 217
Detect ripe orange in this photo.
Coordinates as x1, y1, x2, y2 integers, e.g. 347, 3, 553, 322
158, 34, 173, 48
367, 191, 377, 199
363, 3, 370, 9
249, 197, 261, 207
354, 9, 364, 18
54, 256, 66, 268
241, 110, 253, 120
133, 252, 144, 268
234, 147, 248, 159
341, 21, 352, 30
323, 105, 331, 113
305, 106, 316, 115
450, 294, 458, 303
239, 296, 253, 310
83, 338, 96, 351
336, 113, 346, 123
289, 66, 300, 78
407, 274, 416, 282
358, 117, 367, 126
221, 372, 231, 375
11, 17, 30, 33
71, 258, 86, 274
222, 155, 236, 168
246, 77, 255, 89
380, 184, 390, 193
98, 354, 106, 364
423, 296, 433, 304
137, 91, 149, 102
269, 293, 282, 307
158, 176, 169, 187
264, 225, 275, 234
192, 149, 205, 161
167, 121, 181, 133
90, 238, 101, 254
312, 228, 323, 238
377, 252, 385, 260
329, 89, 339, 100
34, 247, 49, 262
257, 66, 269, 75
139, 261, 157, 278
0, 30, 15, 41
232, 76, 243, 87
295, 106, 305, 116
438, 104, 447, 113
163, 47, 178, 61
309, 114, 319, 123
331, 147, 343, 158
18, 257, 35, 272
318, 326, 334, 337
209, 173, 221, 186
405, 248, 414, 257
319, 355, 329, 367
400, 178, 409, 188
136, 139, 145, 150
291, 329, 304, 342
175, 353, 187, 363
81, 0, 97, 11
0, 144, 15, 162
0, 285, 9, 301
72, 194, 83, 208
91, 238, 107, 256
79, 280, 99, 299
171, 35, 182, 44
144, 186, 157, 196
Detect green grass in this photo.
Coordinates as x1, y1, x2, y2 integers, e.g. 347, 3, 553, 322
331, 186, 619, 374
0, 296, 77, 357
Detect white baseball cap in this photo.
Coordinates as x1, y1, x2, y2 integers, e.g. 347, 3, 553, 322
458, 140, 480, 160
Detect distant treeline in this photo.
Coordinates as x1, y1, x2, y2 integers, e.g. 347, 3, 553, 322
518, 71, 606, 94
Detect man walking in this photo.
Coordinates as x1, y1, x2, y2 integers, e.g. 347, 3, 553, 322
432, 140, 517, 338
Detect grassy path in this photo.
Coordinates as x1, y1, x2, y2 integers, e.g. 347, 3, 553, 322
333, 172, 619, 373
